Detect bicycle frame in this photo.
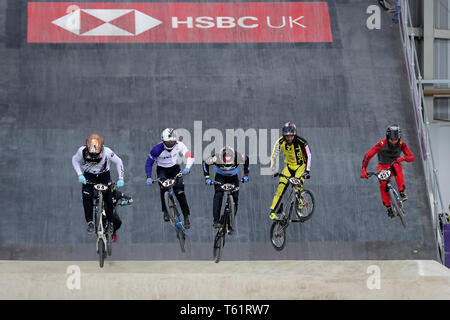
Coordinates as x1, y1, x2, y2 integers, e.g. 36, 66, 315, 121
270, 172, 315, 251
86, 181, 112, 267
367, 163, 401, 208
158, 172, 186, 234
90, 183, 110, 253
212, 181, 240, 263
213, 182, 239, 233
367, 162, 407, 228
274, 173, 305, 224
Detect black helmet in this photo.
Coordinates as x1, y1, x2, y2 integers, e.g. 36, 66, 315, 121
386, 125, 401, 140
282, 122, 297, 137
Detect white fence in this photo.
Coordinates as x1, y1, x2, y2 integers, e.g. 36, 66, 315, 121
398, 0, 447, 262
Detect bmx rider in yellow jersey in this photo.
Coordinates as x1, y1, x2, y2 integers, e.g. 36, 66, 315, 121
269, 122, 312, 220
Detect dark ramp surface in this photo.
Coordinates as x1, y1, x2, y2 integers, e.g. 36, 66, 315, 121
0, 0, 438, 261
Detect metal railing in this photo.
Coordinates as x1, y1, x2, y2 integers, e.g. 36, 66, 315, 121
398, 0, 447, 263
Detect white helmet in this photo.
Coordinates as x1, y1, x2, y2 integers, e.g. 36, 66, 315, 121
161, 128, 177, 151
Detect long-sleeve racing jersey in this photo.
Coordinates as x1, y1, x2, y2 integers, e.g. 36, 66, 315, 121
145, 141, 194, 178
72, 146, 124, 179
362, 139, 414, 168
202, 150, 249, 177
270, 135, 311, 171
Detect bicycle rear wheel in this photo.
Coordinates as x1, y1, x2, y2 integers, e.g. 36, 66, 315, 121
295, 189, 315, 222
213, 229, 225, 263
270, 221, 287, 251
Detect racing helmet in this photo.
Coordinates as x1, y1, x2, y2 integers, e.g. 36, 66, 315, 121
386, 125, 401, 141
282, 122, 297, 137
219, 146, 235, 169
85, 134, 104, 160
161, 128, 177, 151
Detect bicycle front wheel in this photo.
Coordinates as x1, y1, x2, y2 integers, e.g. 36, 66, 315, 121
177, 227, 186, 253
270, 221, 287, 251
389, 188, 407, 229
295, 189, 315, 222
213, 230, 225, 263
164, 191, 176, 222
98, 239, 105, 268
228, 197, 235, 232
397, 208, 407, 229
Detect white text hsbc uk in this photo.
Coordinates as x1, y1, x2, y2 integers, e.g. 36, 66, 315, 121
171, 16, 306, 29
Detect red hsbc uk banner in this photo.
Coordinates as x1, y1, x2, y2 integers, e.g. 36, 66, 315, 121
27, 2, 333, 43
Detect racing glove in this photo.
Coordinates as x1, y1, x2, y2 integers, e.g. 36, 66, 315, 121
304, 171, 311, 179
360, 168, 368, 179
78, 174, 86, 184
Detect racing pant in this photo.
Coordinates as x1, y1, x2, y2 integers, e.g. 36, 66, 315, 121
213, 174, 240, 224
157, 164, 190, 218
270, 164, 306, 211
377, 162, 405, 207
82, 171, 115, 226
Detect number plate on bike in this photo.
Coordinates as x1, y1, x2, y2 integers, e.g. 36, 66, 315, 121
377, 170, 391, 181
289, 177, 302, 185
94, 184, 108, 191
221, 184, 235, 191
161, 179, 175, 188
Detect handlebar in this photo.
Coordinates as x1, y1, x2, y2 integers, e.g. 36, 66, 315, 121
367, 160, 399, 179
210, 181, 240, 192
85, 181, 112, 186
273, 172, 307, 179
157, 171, 183, 184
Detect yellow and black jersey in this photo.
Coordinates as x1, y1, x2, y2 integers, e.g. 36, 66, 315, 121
270, 135, 311, 170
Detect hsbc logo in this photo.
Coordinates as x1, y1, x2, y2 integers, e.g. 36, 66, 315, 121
28, 2, 332, 43
51, 8, 304, 36
171, 16, 306, 29
52, 7, 163, 36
